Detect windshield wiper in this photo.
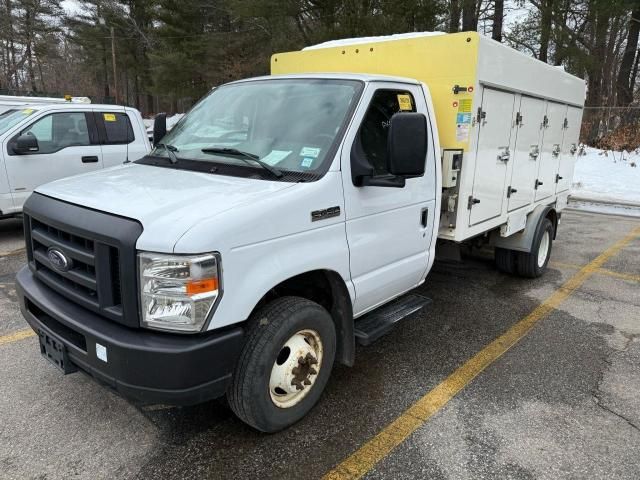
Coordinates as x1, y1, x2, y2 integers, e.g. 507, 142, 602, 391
201, 147, 283, 178
155, 143, 179, 164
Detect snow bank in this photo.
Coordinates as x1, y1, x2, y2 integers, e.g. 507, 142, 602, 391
572, 147, 640, 204
303, 32, 445, 51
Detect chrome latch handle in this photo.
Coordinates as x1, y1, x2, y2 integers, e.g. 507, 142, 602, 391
529, 145, 540, 160
497, 147, 510, 162
570, 143, 577, 155
552, 144, 561, 157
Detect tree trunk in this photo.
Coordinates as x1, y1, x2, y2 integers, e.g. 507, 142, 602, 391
449, 0, 461, 33
616, 5, 640, 105
24, 9, 37, 92
539, 0, 553, 62
492, 0, 504, 42
462, 0, 478, 31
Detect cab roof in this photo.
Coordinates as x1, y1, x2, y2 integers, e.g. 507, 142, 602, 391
227, 72, 422, 87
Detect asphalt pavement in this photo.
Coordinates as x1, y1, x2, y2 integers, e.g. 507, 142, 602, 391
0, 210, 638, 480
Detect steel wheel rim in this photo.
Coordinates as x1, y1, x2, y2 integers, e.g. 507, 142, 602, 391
269, 329, 323, 409
537, 230, 550, 268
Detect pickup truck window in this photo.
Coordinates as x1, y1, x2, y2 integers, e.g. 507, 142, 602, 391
142, 78, 363, 181
0, 108, 37, 136
98, 112, 134, 144
357, 89, 417, 175
21, 112, 91, 154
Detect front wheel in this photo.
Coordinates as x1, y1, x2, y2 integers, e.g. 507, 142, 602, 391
228, 296, 336, 432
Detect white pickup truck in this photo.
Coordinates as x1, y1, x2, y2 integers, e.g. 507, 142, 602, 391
0, 103, 150, 217
17, 32, 585, 432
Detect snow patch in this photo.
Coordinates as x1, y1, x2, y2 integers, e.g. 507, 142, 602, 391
303, 32, 445, 51
571, 147, 640, 204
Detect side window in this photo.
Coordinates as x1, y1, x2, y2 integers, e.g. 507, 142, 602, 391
23, 112, 90, 154
100, 112, 134, 144
357, 90, 417, 175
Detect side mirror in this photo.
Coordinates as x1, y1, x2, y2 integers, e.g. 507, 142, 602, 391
152, 113, 167, 146
14, 133, 39, 154
387, 113, 428, 177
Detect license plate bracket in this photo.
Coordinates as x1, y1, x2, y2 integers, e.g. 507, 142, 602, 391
38, 330, 77, 374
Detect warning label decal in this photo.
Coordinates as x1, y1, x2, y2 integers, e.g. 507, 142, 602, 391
455, 99, 473, 142
458, 99, 472, 113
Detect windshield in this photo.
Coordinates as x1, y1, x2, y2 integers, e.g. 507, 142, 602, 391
145, 79, 362, 180
0, 108, 37, 136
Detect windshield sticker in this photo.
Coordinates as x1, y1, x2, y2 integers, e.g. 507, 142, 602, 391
301, 157, 314, 168
21, 108, 34, 115
103, 113, 117, 122
261, 150, 291, 166
397, 94, 413, 111
300, 146, 320, 158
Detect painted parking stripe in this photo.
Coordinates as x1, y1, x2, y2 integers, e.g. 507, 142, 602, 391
0, 328, 35, 346
0, 247, 26, 257
324, 225, 640, 480
551, 261, 640, 283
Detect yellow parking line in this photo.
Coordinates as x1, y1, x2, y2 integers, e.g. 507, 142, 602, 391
597, 268, 640, 283
324, 224, 640, 480
0, 328, 35, 346
550, 261, 583, 270
550, 261, 640, 283
0, 247, 26, 258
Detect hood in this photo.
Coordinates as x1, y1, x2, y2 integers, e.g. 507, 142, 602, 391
36, 163, 296, 251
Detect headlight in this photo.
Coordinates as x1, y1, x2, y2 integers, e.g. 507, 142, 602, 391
138, 252, 221, 332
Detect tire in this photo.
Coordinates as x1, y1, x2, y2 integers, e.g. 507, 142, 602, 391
495, 247, 516, 274
516, 218, 554, 278
228, 296, 336, 433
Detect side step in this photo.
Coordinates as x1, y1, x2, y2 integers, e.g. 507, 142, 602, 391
354, 293, 432, 346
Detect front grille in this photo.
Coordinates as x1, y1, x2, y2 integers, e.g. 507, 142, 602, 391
23, 193, 143, 328
28, 217, 123, 321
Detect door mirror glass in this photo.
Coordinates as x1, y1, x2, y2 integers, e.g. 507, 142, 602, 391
387, 113, 428, 177
153, 113, 167, 146
14, 133, 39, 154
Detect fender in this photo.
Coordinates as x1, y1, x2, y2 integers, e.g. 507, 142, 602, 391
490, 204, 557, 253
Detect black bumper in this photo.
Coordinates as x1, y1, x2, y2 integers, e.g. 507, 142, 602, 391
16, 266, 245, 406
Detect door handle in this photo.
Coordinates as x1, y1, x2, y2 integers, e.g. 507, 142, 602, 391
82, 156, 99, 163
420, 208, 428, 228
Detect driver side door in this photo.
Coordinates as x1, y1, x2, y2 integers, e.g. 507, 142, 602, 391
4, 111, 103, 208
341, 82, 437, 316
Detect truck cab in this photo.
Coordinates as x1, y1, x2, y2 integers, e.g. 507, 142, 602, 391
0, 103, 150, 217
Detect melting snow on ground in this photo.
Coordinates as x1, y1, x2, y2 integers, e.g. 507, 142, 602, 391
572, 147, 640, 205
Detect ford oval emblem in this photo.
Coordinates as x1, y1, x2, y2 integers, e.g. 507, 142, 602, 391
46, 247, 72, 272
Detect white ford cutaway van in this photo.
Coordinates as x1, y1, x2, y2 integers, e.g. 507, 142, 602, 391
0, 103, 150, 217
17, 32, 585, 432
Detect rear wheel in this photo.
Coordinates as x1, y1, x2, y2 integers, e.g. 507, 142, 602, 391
228, 296, 336, 432
516, 218, 554, 278
495, 247, 516, 274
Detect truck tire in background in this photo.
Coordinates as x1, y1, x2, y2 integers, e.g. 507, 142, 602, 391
494, 247, 517, 274
515, 218, 554, 278
228, 296, 336, 432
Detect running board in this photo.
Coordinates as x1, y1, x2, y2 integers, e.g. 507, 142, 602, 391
354, 293, 432, 346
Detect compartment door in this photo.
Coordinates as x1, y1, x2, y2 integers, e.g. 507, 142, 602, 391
469, 88, 515, 226
535, 102, 566, 201
507, 96, 546, 211
556, 106, 582, 193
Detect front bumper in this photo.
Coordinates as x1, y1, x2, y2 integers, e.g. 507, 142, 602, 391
16, 266, 245, 405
